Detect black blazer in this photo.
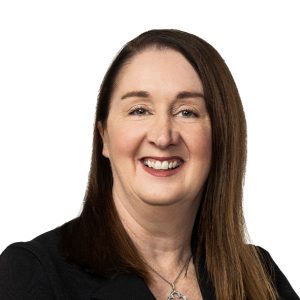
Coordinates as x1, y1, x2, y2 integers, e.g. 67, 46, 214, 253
0, 222, 298, 299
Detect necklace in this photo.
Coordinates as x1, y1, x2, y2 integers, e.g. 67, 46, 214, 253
145, 255, 192, 300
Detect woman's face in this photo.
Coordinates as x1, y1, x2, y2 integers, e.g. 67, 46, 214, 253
98, 48, 211, 208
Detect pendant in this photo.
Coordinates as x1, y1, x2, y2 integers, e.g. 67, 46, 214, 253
167, 289, 188, 300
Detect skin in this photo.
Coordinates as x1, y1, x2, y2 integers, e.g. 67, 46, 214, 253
98, 48, 211, 299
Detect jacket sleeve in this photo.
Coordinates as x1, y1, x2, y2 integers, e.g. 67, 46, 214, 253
0, 244, 55, 299
256, 246, 299, 300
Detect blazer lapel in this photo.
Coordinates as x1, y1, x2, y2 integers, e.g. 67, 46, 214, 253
198, 258, 216, 300
90, 273, 156, 300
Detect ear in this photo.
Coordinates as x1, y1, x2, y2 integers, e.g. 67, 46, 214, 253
97, 121, 109, 158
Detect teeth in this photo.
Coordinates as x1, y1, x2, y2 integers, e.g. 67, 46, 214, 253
154, 161, 161, 169
143, 159, 182, 170
161, 161, 168, 169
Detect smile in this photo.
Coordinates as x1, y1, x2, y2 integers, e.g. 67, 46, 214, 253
142, 159, 182, 170
140, 157, 185, 177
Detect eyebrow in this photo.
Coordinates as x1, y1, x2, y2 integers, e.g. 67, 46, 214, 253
120, 90, 204, 100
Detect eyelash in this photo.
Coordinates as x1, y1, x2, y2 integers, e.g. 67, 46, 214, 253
128, 106, 151, 116
177, 109, 199, 118
128, 106, 199, 118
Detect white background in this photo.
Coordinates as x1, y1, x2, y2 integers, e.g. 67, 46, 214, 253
0, 0, 299, 295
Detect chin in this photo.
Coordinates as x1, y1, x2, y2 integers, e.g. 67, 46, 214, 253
142, 199, 182, 207
139, 192, 187, 207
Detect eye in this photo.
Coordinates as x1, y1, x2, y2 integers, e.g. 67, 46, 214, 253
128, 106, 150, 116
177, 109, 199, 118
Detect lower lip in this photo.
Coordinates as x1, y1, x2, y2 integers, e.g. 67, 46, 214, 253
140, 161, 184, 177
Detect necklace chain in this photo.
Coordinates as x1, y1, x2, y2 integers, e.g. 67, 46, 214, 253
144, 254, 192, 290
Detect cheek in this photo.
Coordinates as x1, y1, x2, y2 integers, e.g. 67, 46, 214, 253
188, 127, 212, 164
107, 121, 146, 159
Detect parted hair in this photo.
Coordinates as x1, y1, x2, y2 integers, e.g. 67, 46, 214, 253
61, 29, 278, 300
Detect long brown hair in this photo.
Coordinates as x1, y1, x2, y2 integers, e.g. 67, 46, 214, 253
62, 29, 278, 300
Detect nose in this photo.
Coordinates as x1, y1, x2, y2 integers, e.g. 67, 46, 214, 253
147, 114, 179, 149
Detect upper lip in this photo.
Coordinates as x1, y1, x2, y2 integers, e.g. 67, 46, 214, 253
140, 156, 184, 162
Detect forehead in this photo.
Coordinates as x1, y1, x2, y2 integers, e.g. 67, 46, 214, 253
114, 49, 203, 94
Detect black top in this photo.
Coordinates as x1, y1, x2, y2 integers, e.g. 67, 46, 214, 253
0, 221, 298, 300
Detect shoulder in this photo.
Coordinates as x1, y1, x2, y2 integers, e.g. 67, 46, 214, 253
0, 224, 64, 299
1, 220, 67, 269
0, 221, 158, 300
253, 245, 299, 299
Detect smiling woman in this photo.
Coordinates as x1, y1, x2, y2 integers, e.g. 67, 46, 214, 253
0, 29, 299, 300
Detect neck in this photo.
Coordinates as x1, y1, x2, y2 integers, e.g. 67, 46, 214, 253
113, 189, 200, 269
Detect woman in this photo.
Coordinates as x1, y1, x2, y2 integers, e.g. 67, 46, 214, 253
0, 29, 298, 300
